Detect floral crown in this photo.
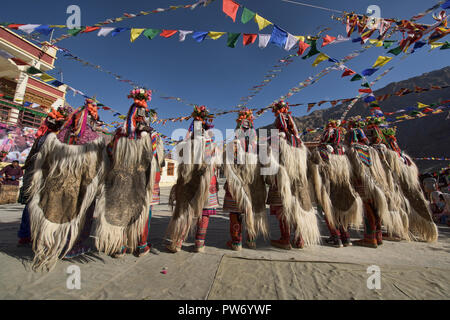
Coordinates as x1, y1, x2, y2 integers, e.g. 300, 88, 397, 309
382, 127, 397, 137
236, 108, 254, 125
271, 100, 290, 115
128, 88, 152, 101
346, 116, 366, 128
191, 105, 213, 122
84, 98, 97, 106
365, 116, 385, 126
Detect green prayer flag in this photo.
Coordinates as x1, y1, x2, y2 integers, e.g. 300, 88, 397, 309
361, 82, 370, 88
67, 28, 84, 36
26, 66, 42, 75
440, 41, 450, 50
227, 33, 240, 48
302, 40, 320, 59
143, 28, 161, 40
350, 74, 363, 81
382, 40, 396, 49
387, 46, 403, 56
241, 7, 256, 24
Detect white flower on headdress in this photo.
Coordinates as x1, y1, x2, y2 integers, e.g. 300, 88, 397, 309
140, 89, 145, 94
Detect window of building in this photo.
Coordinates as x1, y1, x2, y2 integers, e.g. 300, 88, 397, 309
167, 162, 175, 176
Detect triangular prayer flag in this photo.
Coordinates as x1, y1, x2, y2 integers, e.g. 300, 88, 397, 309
417, 102, 429, 109
302, 40, 320, 59
359, 88, 372, 94
254, 14, 272, 31
364, 95, 376, 103
321, 35, 336, 47
223, 0, 240, 22
372, 56, 393, 68
143, 29, 161, 39
39, 74, 56, 82
7, 24, 24, 30
312, 52, 329, 67
130, 28, 145, 42
361, 68, 378, 76
441, 42, 450, 50
192, 31, 209, 42
361, 82, 370, 88
160, 30, 178, 38
34, 25, 52, 36
97, 27, 115, 36
26, 66, 42, 75
243, 33, 257, 46
111, 28, 127, 37
297, 40, 310, 55
258, 34, 270, 48
241, 7, 256, 24
269, 25, 288, 48
67, 28, 83, 36
82, 26, 100, 33
208, 31, 226, 40
227, 33, 241, 48
382, 40, 396, 49
179, 30, 193, 41
341, 68, 356, 77
284, 33, 298, 51
18, 24, 40, 34
350, 74, 362, 81
387, 46, 403, 55
369, 39, 383, 47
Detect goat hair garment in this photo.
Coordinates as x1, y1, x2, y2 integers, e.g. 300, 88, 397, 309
28, 133, 106, 271
309, 150, 363, 230
381, 148, 438, 242
223, 142, 268, 240
166, 137, 221, 244
93, 132, 164, 255
271, 137, 320, 246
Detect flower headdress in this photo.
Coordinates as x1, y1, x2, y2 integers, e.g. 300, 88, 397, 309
236, 108, 254, 127
382, 127, 397, 137
128, 88, 152, 101
365, 116, 385, 126
346, 116, 365, 128
271, 100, 290, 116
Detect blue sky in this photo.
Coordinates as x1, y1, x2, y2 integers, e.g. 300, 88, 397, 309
1, 0, 449, 141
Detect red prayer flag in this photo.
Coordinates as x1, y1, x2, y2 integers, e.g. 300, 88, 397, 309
243, 33, 257, 46
297, 40, 310, 55
223, 0, 240, 22
341, 68, 356, 77
7, 24, 24, 29
81, 26, 100, 33
160, 30, 178, 38
321, 34, 336, 47
423, 107, 433, 113
358, 88, 372, 94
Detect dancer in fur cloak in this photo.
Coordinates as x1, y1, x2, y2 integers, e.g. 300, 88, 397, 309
344, 116, 393, 248
93, 89, 164, 258
309, 119, 363, 248
382, 127, 438, 242
166, 105, 221, 253
222, 109, 268, 251
266, 101, 320, 250
365, 117, 410, 241
17, 106, 72, 247
28, 99, 105, 271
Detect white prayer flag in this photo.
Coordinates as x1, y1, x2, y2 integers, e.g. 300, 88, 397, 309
18, 24, 40, 34
179, 30, 193, 42
258, 34, 271, 49
284, 33, 299, 51
97, 27, 115, 36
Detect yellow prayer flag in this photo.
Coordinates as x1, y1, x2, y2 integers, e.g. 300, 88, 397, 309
254, 14, 273, 31
50, 25, 66, 28
208, 31, 226, 40
130, 28, 145, 42
116, 18, 123, 22
369, 39, 383, 47
118, 115, 127, 120
295, 36, 305, 42
372, 56, 393, 68
312, 53, 329, 67
417, 102, 429, 109
39, 74, 56, 82
430, 42, 444, 50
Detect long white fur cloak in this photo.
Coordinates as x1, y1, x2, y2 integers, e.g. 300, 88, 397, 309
28, 133, 106, 271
